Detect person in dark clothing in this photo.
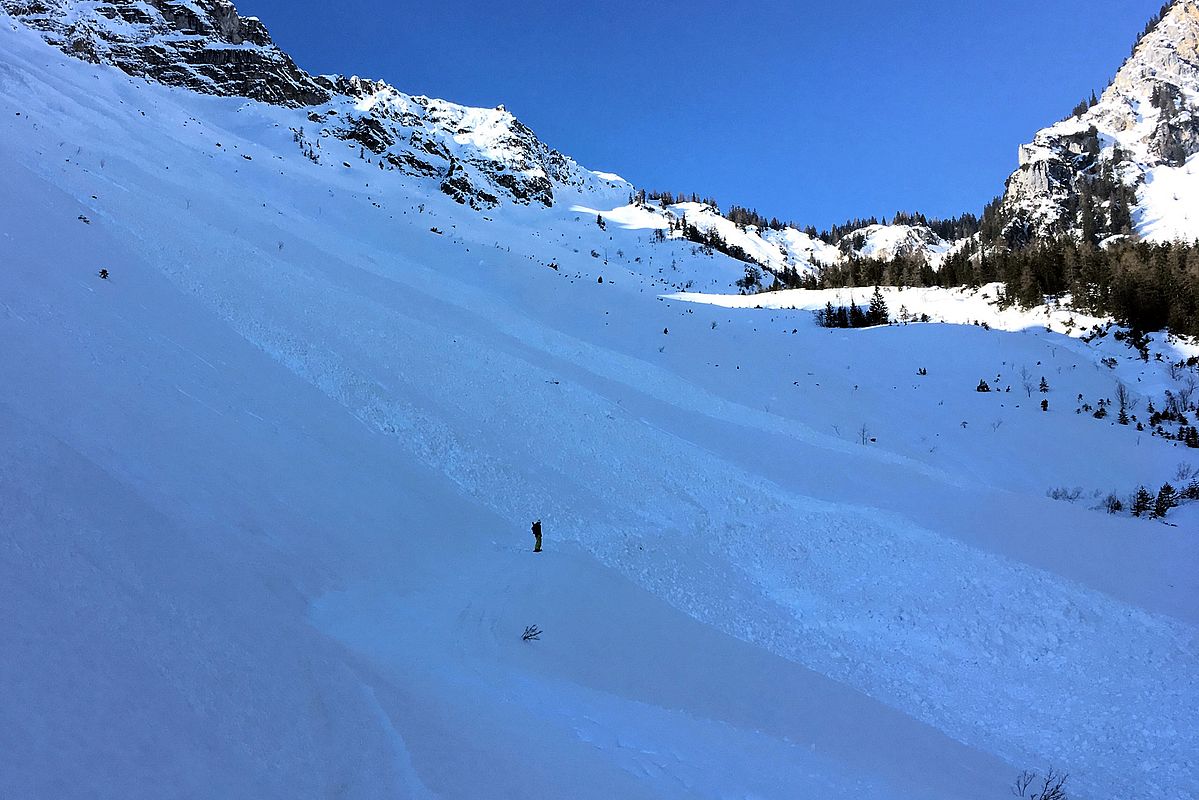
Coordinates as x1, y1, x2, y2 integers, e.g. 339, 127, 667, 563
532, 519, 543, 553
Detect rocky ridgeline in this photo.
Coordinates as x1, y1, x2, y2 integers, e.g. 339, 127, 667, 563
999, 0, 1199, 241
0, 0, 327, 105
0, 0, 622, 209
311, 76, 611, 210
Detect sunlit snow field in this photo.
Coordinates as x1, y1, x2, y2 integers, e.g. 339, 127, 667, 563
1, 17, 1197, 800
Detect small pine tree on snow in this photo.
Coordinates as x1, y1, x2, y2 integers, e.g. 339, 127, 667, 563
596, 214, 606, 230
1184, 478, 1199, 500
1041, 399, 1049, 412
1185, 426, 1199, 448
867, 285, 889, 326
1039, 377, 1049, 393
1154, 484, 1179, 518
819, 301, 836, 327
1132, 486, 1153, 517
977, 379, 991, 393
849, 303, 868, 328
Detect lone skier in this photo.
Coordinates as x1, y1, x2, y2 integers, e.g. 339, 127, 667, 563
532, 519, 543, 553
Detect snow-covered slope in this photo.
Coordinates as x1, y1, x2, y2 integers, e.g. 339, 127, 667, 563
1, 5, 1198, 800
1000, 0, 1199, 242
577, 200, 956, 284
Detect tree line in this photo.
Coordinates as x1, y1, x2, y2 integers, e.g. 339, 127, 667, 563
800, 238, 1199, 336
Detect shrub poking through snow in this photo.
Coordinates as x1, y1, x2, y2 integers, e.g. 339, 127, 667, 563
522, 625, 542, 642
1012, 768, 1068, 800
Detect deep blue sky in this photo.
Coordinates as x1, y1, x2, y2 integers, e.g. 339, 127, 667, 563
242, 0, 1160, 229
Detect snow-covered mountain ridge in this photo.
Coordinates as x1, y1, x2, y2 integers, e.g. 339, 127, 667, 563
999, 0, 1199, 243
0, 0, 959, 275
0, 0, 629, 211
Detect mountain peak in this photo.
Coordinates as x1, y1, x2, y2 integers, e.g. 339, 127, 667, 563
995, 0, 1199, 244
0, 0, 629, 210
1111, 0, 1199, 100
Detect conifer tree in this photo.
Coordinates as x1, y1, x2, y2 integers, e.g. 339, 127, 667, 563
821, 301, 836, 327
868, 285, 889, 326
1184, 426, 1199, 448
1154, 484, 1179, 518
1185, 477, 1199, 500
1039, 377, 1049, 393
849, 303, 867, 328
1132, 486, 1153, 517
1080, 186, 1098, 245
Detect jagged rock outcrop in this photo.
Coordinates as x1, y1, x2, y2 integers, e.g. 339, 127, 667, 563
0, 0, 626, 210
998, 0, 1199, 243
0, 0, 329, 105
311, 77, 598, 209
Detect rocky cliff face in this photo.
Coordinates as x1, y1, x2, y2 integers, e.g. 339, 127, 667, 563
0, 0, 624, 210
0, 0, 329, 105
999, 0, 1199, 243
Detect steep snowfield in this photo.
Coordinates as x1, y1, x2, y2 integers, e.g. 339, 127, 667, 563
2, 16, 1198, 800
1138, 151, 1199, 240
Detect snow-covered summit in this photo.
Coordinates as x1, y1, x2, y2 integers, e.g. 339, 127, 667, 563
836, 223, 953, 263
0, 0, 630, 210
1000, 0, 1199, 242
